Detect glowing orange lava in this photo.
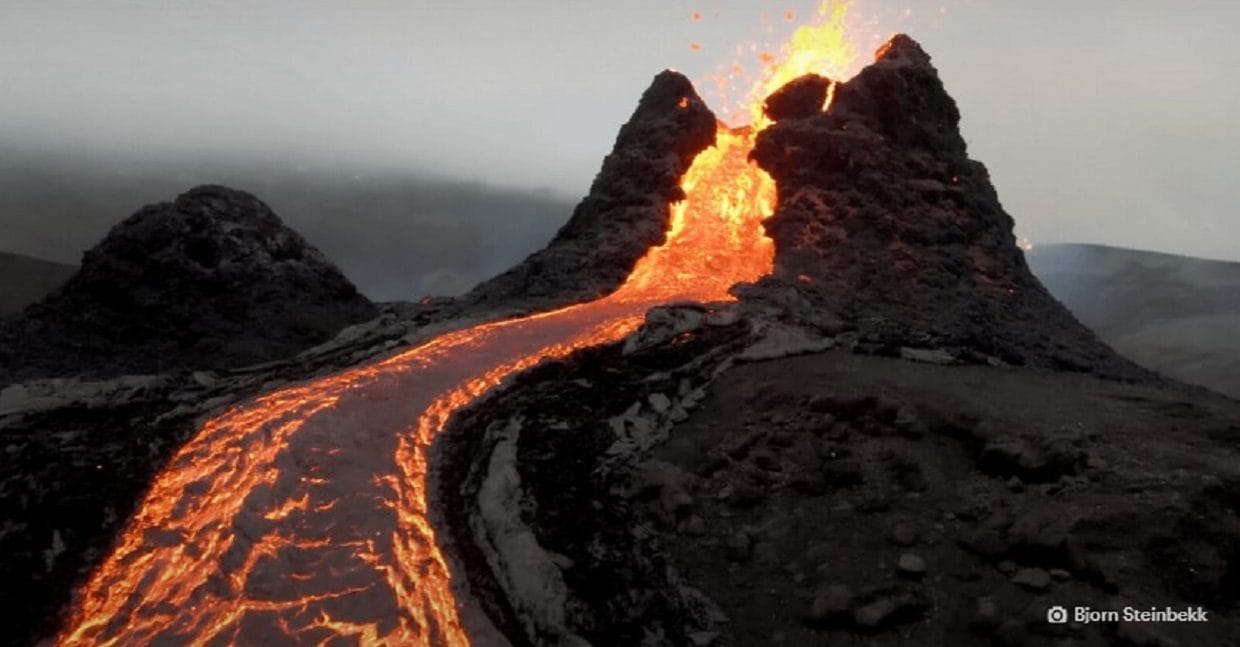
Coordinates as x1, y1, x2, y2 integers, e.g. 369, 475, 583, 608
58, 2, 863, 645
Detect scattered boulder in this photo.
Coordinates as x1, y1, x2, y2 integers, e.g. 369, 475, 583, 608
898, 553, 927, 578
807, 583, 854, 625
852, 588, 930, 630
1007, 508, 1076, 565
977, 435, 1087, 483
1010, 568, 1051, 591
630, 460, 696, 527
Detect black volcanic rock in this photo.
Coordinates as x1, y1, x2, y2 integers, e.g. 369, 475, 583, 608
464, 70, 718, 309
763, 73, 832, 121
0, 185, 377, 381
749, 35, 1145, 377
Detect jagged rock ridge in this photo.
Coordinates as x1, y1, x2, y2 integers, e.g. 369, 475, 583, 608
464, 70, 717, 310
0, 185, 378, 382
750, 35, 1145, 378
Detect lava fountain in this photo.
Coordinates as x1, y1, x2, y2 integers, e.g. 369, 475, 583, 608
59, 3, 865, 645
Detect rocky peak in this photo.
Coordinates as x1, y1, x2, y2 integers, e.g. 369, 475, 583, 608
828, 33, 965, 156
874, 32, 933, 66
2, 185, 378, 382
749, 35, 1144, 377
762, 74, 832, 122
77, 185, 325, 280
464, 70, 717, 310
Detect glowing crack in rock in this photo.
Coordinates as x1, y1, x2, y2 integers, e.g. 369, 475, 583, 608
59, 2, 868, 644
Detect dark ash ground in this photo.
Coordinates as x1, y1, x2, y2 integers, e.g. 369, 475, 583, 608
436, 305, 1240, 647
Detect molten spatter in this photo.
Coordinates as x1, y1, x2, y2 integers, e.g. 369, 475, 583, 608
749, 0, 858, 126
58, 4, 863, 646
620, 126, 775, 301
703, 0, 864, 127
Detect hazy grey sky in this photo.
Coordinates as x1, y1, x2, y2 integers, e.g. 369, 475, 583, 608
1, 1, 1237, 261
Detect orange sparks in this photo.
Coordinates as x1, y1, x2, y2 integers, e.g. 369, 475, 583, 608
700, 0, 867, 126
58, 2, 867, 645
689, 42, 702, 51
750, 0, 858, 126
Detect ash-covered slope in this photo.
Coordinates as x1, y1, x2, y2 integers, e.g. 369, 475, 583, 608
442, 305, 1240, 647
464, 70, 717, 310
750, 36, 1143, 379
0, 185, 377, 382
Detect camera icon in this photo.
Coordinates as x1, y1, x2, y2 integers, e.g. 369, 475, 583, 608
1046, 606, 1069, 624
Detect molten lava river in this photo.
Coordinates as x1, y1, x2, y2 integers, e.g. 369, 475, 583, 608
59, 4, 863, 645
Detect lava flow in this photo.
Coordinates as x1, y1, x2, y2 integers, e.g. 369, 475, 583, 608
59, 3, 862, 645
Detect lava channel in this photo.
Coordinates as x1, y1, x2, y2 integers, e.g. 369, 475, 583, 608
58, 2, 864, 645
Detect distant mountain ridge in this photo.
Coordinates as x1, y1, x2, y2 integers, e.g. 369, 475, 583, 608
0, 251, 75, 316
1028, 243, 1240, 397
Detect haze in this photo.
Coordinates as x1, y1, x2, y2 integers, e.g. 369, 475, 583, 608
2, 1, 1237, 300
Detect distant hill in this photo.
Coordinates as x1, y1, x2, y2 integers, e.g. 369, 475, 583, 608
0, 186, 378, 383
0, 150, 574, 302
1028, 243, 1240, 398
0, 251, 75, 315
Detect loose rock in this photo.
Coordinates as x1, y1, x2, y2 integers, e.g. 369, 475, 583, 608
898, 553, 927, 578
1010, 568, 1051, 591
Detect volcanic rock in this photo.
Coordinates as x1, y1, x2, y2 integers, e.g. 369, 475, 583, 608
762, 74, 831, 121
1010, 568, 1051, 591
464, 70, 717, 309
807, 583, 854, 624
0, 185, 377, 382
853, 589, 930, 630
749, 35, 1146, 378
897, 552, 927, 578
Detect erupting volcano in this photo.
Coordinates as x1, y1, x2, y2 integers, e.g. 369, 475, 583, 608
3, 3, 1236, 646
57, 4, 870, 645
